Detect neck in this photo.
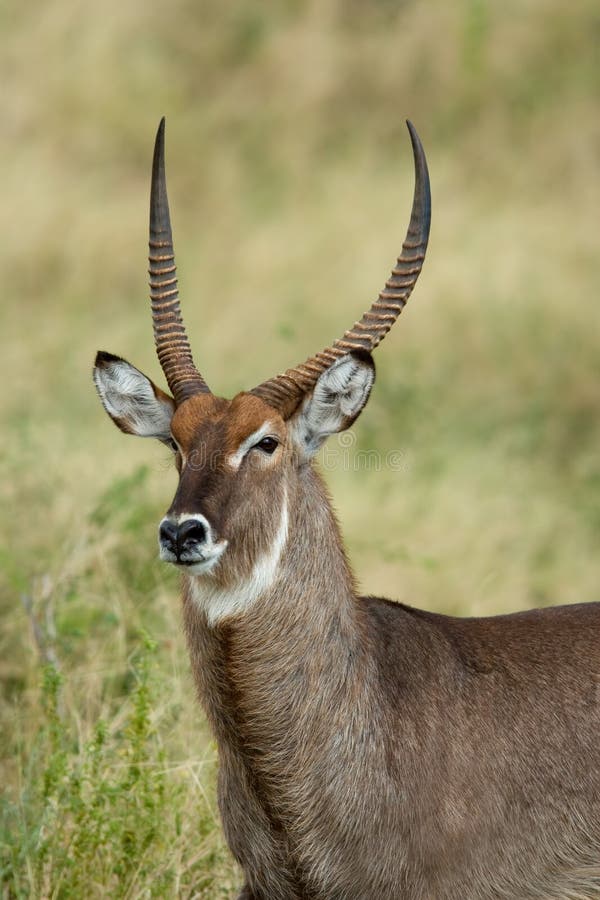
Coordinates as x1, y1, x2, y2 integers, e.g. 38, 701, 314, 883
189, 463, 357, 627
181, 463, 367, 740
271, 463, 358, 629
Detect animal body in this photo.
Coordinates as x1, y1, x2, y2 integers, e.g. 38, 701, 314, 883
93, 119, 600, 899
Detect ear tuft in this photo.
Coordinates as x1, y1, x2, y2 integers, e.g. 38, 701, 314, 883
93, 353, 175, 442
95, 350, 127, 368
290, 352, 375, 458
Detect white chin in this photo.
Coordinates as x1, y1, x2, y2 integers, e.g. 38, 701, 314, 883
180, 556, 222, 576
159, 540, 228, 576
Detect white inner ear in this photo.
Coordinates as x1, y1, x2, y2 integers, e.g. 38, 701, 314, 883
291, 354, 374, 457
93, 359, 174, 439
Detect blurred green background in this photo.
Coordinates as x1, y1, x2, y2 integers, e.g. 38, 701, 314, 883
1, 0, 599, 896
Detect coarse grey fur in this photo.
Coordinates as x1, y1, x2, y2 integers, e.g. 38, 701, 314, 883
181, 463, 600, 900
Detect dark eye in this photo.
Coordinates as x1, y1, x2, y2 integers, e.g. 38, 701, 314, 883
254, 436, 279, 455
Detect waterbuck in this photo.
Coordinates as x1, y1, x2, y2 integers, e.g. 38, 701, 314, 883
93, 119, 600, 899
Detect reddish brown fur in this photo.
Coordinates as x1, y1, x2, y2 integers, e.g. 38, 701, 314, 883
168, 393, 289, 588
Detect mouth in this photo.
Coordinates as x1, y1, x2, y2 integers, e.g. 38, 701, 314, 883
159, 540, 228, 576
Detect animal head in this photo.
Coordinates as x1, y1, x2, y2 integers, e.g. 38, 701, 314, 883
93, 118, 430, 587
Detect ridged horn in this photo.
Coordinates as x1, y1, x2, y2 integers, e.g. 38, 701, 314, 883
149, 118, 210, 404
251, 120, 431, 418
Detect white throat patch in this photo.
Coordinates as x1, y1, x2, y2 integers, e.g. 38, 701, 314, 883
189, 490, 289, 627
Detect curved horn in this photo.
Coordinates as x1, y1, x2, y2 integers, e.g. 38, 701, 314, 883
149, 118, 210, 404
251, 120, 431, 418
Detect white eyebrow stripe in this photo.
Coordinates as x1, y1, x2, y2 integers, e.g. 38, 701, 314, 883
227, 422, 273, 470
170, 434, 187, 469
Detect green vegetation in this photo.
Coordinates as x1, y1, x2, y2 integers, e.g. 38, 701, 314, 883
1, 0, 599, 895
1, 476, 236, 897
1, 643, 232, 898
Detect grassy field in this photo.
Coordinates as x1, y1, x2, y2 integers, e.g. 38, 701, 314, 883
1, 0, 599, 895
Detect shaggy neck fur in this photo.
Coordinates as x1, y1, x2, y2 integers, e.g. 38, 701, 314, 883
181, 465, 382, 897
180, 463, 600, 900
183, 464, 366, 722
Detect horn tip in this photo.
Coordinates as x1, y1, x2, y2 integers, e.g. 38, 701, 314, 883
405, 119, 423, 156
404, 119, 431, 235
153, 117, 166, 162
151, 116, 171, 235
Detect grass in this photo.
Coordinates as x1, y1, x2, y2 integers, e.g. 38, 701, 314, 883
1, 476, 237, 897
1, 0, 599, 895
1, 646, 234, 898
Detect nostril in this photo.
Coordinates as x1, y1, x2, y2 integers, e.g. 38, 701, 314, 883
177, 519, 207, 549
159, 519, 178, 552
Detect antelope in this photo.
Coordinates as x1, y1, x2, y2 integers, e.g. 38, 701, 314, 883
93, 118, 600, 900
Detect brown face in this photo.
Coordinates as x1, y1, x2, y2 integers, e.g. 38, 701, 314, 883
158, 392, 289, 583
94, 349, 376, 600
94, 119, 429, 623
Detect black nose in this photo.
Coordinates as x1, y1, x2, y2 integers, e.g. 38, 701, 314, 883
177, 518, 206, 549
159, 518, 207, 558
159, 519, 178, 554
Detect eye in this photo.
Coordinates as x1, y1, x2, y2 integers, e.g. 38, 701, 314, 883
254, 436, 279, 455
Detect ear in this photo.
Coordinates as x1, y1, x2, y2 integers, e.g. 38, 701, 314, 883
289, 352, 375, 459
93, 351, 175, 444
